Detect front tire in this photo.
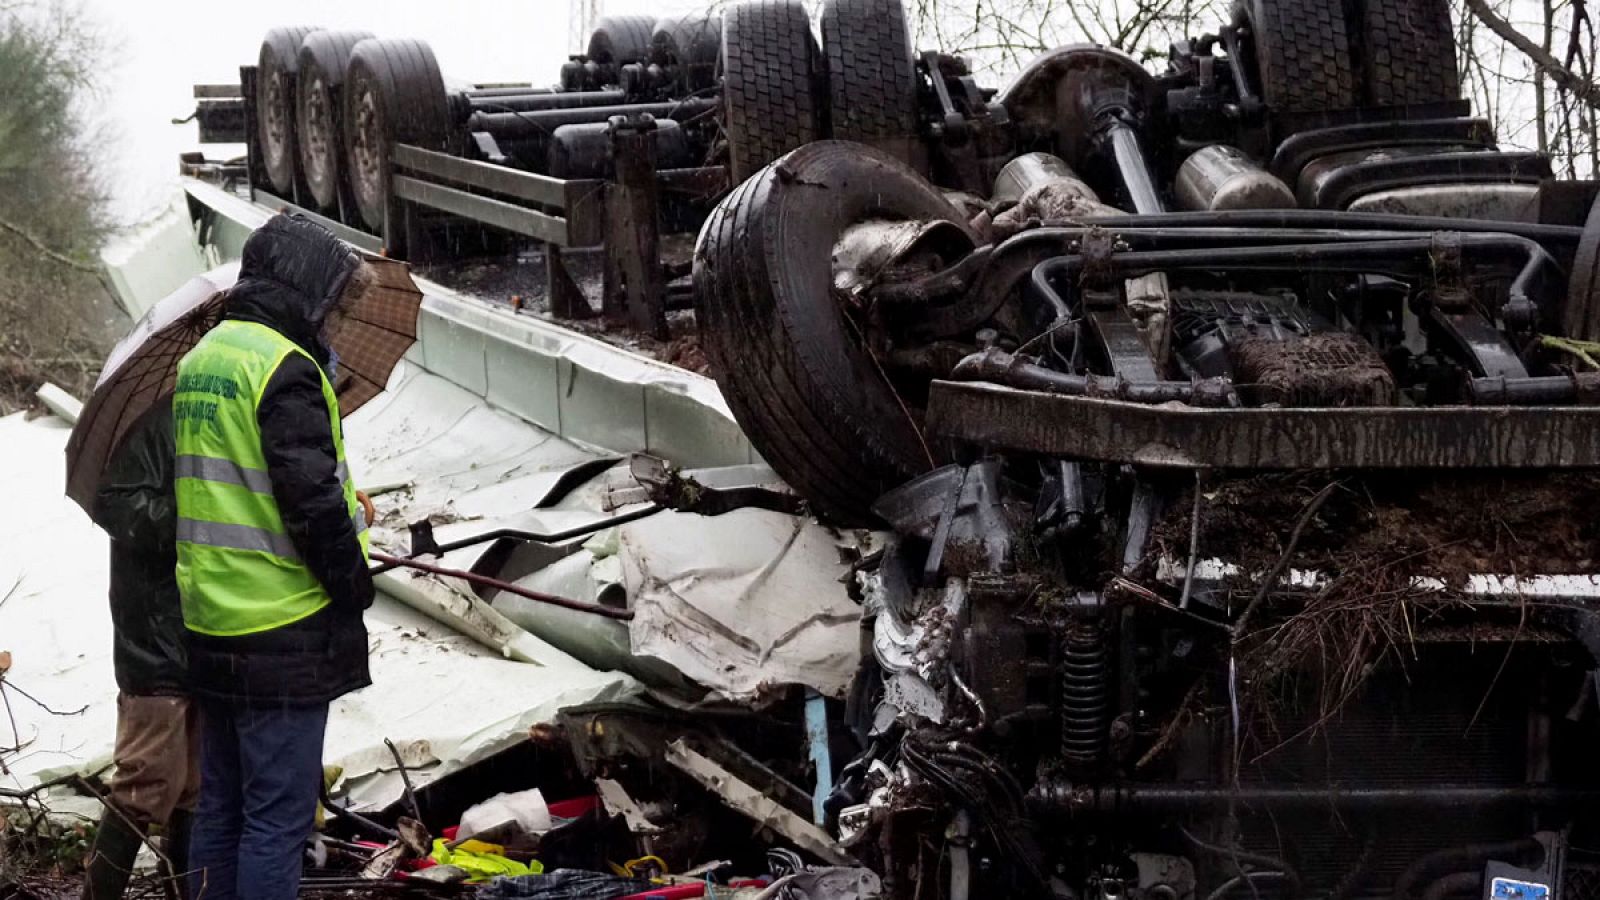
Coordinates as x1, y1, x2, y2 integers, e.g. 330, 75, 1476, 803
693, 142, 976, 523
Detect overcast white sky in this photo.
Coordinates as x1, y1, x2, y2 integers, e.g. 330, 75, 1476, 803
85, 0, 713, 226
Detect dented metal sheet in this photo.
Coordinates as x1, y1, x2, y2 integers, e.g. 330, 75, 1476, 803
337, 363, 867, 701
0, 409, 637, 811
618, 509, 872, 701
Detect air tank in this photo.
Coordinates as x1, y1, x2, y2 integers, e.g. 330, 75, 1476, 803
992, 152, 1101, 207
1175, 144, 1297, 211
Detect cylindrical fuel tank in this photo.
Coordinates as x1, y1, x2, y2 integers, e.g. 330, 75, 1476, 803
992, 152, 1101, 206
547, 118, 693, 179
1175, 144, 1297, 211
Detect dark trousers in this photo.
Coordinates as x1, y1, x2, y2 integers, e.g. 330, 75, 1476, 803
188, 700, 328, 900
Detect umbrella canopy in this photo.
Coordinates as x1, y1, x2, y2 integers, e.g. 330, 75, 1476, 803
65, 255, 421, 513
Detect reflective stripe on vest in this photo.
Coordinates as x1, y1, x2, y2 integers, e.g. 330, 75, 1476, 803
174, 320, 370, 637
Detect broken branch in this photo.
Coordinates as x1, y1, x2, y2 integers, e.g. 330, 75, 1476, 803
1231, 481, 1340, 641
1, 679, 88, 717
1463, 0, 1600, 110
0, 217, 102, 274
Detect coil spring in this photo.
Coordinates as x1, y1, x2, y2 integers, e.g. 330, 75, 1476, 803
1060, 618, 1112, 771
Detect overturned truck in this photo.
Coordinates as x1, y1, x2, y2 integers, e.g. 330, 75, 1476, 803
690, 0, 1600, 897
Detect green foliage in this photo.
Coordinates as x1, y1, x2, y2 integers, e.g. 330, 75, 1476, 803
0, 1, 122, 412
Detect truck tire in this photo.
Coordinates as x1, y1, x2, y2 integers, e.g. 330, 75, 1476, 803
343, 38, 450, 240
722, 0, 824, 183
257, 26, 320, 195
1566, 192, 1600, 340
1359, 0, 1460, 107
693, 141, 977, 523
820, 0, 919, 165
588, 16, 655, 65
296, 30, 374, 211
651, 12, 722, 94
1236, 0, 1356, 113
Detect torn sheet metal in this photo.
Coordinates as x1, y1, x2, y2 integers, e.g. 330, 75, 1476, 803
349, 381, 873, 700
664, 739, 851, 866
617, 509, 872, 701
340, 359, 622, 663
0, 407, 635, 812
595, 778, 664, 835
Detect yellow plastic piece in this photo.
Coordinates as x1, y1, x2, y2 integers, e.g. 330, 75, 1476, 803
430, 838, 544, 882
624, 855, 670, 876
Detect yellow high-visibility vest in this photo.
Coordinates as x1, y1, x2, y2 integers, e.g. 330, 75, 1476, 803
174, 320, 368, 636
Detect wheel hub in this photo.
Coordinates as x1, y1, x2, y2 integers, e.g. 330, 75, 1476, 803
351, 87, 383, 215
302, 79, 332, 192
262, 71, 290, 172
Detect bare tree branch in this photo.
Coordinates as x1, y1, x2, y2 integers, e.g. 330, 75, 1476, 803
1464, 0, 1600, 108
0, 215, 99, 273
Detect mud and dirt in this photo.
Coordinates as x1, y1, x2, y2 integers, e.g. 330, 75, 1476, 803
1150, 471, 1600, 580
1139, 471, 1600, 729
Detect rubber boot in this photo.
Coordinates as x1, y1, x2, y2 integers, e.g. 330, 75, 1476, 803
81, 809, 145, 900
161, 809, 194, 900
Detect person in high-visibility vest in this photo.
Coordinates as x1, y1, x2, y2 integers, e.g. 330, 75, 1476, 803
176, 214, 375, 900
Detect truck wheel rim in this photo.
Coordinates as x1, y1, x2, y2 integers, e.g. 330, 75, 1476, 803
302, 78, 333, 199
262, 70, 291, 175
350, 86, 384, 219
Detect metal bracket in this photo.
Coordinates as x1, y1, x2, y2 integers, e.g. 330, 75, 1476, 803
602, 113, 668, 338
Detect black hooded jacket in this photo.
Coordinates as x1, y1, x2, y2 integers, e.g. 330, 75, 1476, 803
185, 214, 376, 707
93, 403, 184, 696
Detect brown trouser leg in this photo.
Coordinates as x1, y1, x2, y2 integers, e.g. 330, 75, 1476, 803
108, 693, 201, 828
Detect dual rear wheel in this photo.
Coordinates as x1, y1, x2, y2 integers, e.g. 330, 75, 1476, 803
1237, 0, 1459, 114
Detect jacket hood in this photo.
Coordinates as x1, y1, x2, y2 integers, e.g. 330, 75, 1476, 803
224, 214, 361, 365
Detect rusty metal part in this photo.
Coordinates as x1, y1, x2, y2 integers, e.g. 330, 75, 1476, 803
628, 454, 803, 516
937, 217, 1567, 343
950, 348, 1237, 407
833, 219, 976, 299
925, 380, 1600, 469
870, 248, 991, 308
602, 114, 668, 338
1028, 235, 1561, 329
1230, 333, 1396, 406
1469, 372, 1600, 404
370, 551, 635, 620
